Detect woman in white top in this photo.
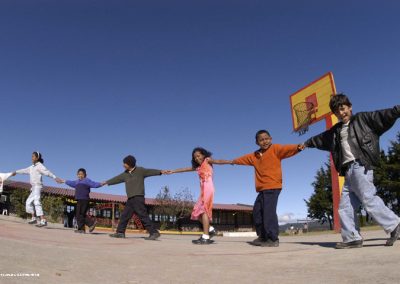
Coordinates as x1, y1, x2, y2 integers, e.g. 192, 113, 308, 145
15, 152, 59, 227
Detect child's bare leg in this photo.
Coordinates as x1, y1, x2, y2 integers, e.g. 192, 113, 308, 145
201, 213, 210, 235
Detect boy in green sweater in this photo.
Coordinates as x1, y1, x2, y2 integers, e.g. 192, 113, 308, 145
103, 155, 167, 240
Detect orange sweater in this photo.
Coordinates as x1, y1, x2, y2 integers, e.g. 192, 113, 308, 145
233, 144, 300, 191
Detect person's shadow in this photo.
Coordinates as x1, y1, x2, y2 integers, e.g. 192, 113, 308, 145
293, 238, 387, 248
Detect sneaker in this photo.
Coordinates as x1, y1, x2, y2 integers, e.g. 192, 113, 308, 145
109, 232, 125, 238
28, 219, 37, 225
74, 229, 86, 234
144, 231, 161, 241
209, 229, 217, 239
36, 220, 47, 228
89, 220, 97, 233
192, 237, 214, 245
335, 240, 363, 249
251, 237, 266, 246
260, 239, 279, 247
385, 224, 400, 246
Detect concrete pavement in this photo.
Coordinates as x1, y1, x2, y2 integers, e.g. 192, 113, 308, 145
0, 215, 399, 284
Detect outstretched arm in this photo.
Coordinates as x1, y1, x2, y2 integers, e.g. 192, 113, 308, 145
167, 167, 195, 174
15, 167, 30, 175
208, 159, 234, 165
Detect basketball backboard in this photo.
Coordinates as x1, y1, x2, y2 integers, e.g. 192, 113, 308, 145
289, 72, 336, 133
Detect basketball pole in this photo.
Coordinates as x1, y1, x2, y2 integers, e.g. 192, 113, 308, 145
325, 114, 344, 233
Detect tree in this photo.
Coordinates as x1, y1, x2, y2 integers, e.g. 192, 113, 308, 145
154, 186, 194, 230
41, 195, 65, 223
375, 132, 400, 215
9, 188, 30, 219
304, 160, 334, 230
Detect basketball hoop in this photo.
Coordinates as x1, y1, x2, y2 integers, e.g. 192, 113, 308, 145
293, 102, 316, 135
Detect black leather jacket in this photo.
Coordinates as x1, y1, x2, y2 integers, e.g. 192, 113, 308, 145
305, 105, 400, 176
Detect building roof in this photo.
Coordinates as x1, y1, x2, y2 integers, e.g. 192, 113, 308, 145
4, 181, 253, 212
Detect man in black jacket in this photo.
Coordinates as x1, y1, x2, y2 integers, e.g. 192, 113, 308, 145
304, 94, 400, 249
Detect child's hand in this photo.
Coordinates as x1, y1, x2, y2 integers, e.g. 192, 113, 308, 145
11, 172, 16, 176
297, 144, 306, 151
161, 170, 173, 175
55, 178, 64, 184
101, 181, 108, 186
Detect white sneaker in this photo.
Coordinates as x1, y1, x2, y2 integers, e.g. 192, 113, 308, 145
28, 218, 37, 225
36, 220, 47, 227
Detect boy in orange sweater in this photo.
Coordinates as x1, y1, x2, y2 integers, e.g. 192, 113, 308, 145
223, 130, 304, 247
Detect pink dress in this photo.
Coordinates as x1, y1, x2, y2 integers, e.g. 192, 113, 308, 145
191, 158, 215, 221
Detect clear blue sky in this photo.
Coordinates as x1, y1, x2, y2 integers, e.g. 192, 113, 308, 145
1, 1, 399, 222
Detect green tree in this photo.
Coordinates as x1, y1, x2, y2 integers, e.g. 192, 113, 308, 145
154, 186, 194, 230
375, 132, 400, 215
41, 195, 65, 223
304, 160, 334, 230
9, 188, 30, 219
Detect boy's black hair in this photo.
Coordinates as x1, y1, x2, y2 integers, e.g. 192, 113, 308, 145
329, 93, 352, 113
33, 151, 44, 164
255, 130, 271, 141
77, 168, 87, 177
123, 155, 137, 168
191, 147, 212, 169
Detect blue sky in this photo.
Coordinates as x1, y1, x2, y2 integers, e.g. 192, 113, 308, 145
1, 1, 399, 222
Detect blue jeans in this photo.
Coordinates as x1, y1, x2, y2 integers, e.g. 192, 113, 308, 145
339, 161, 400, 243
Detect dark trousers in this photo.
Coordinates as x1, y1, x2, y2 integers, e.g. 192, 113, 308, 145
253, 189, 281, 241
76, 200, 94, 230
117, 196, 156, 234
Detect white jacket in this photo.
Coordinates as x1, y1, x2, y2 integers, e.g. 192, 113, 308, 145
16, 162, 57, 187
0, 172, 13, 193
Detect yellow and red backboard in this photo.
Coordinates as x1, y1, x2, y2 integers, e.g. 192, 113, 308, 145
290, 72, 336, 132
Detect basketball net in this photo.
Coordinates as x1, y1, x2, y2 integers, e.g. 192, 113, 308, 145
293, 102, 316, 136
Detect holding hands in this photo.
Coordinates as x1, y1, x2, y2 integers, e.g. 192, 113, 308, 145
297, 143, 306, 151
55, 178, 65, 184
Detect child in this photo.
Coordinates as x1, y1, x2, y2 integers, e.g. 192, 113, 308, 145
0, 172, 14, 193
58, 168, 103, 234
221, 130, 304, 247
15, 151, 60, 227
102, 155, 167, 240
167, 147, 231, 245
304, 94, 400, 248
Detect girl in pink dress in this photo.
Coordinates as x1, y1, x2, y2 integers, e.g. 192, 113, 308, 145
168, 147, 232, 245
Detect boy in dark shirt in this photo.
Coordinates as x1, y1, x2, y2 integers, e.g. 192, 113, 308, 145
103, 155, 167, 240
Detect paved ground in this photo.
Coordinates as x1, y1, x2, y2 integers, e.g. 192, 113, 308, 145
0, 215, 399, 284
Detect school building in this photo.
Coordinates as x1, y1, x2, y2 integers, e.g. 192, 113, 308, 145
0, 181, 254, 232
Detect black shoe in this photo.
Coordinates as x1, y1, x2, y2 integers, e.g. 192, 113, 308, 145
192, 237, 214, 245
209, 229, 217, 239
144, 231, 160, 241
109, 232, 125, 238
386, 224, 400, 246
260, 239, 279, 247
335, 240, 363, 249
89, 220, 97, 233
35, 220, 47, 227
251, 237, 266, 246
74, 229, 86, 234
28, 219, 37, 225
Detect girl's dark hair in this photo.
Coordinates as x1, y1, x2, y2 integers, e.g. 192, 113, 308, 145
329, 93, 352, 113
33, 151, 44, 164
255, 130, 271, 141
191, 147, 212, 169
77, 168, 87, 177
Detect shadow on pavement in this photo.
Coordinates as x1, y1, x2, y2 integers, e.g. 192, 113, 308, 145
292, 242, 337, 248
